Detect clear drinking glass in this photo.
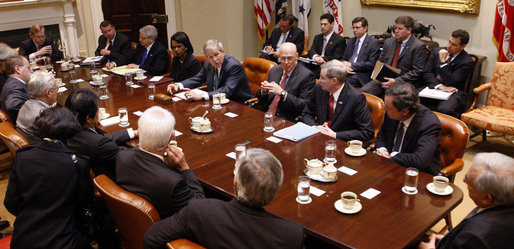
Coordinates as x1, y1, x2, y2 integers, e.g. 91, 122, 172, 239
324, 140, 337, 164
297, 176, 311, 204
118, 108, 130, 127
125, 73, 133, 86
263, 112, 274, 132
148, 84, 155, 100
212, 93, 222, 109
403, 167, 419, 195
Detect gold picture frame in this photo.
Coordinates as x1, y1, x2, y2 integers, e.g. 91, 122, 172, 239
360, 0, 480, 15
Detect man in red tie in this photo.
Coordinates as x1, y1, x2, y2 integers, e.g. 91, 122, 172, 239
361, 16, 426, 99
302, 60, 374, 141
256, 42, 315, 121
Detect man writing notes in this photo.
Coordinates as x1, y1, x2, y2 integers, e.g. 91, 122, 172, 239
422, 29, 474, 117
260, 14, 305, 63
94, 21, 133, 68
306, 13, 346, 77
18, 24, 63, 62
167, 40, 253, 104
126, 25, 168, 76
256, 42, 315, 122
143, 148, 304, 249
419, 152, 514, 249
341, 17, 380, 88
361, 16, 426, 98
375, 83, 441, 175
302, 60, 374, 141
116, 107, 204, 218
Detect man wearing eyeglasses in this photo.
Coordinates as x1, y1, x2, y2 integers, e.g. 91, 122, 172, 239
126, 25, 168, 76
257, 42, 315, 121
341, 17, 380, 88
18, 24, 63, 62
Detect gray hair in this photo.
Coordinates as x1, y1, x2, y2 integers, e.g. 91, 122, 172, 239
472, 152, 514, 205
138, 106, 175, 152
203, 39, 224, 54
28, 71, 56, 99
0, 42, 17, 60
321, 59, 348, 83
139, 25, 158, 39
385, 82, 420, 113
235, 148, 283, 207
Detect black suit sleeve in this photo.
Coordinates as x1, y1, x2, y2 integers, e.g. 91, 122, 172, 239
335, 93, 374, 141
94, 36, 105, 56
4, 161, 22, 216
293, 29, 305, 53
396, 42, 426, 84
139, 45, 169, 76
301, 85, 320, 125
181, 63, 208, 89
323, 37, 346, 62
168, 170, 205, 214
143, 202, 192, 249
281, 71, 315, 117
111, 38, 133, 66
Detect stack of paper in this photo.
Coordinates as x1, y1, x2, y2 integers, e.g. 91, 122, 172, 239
273, 122, 320, 142
102, 65, 144, 76
173, 88, 207, 100
419, 87, 454, 100
82, 56, 103, 65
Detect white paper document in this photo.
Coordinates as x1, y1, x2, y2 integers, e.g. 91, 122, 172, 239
174, 88, 206, 100
310, 186, 325, 197
273, 122, 320, 142
419, 87, 454, 100
224, 112, 238, 118
338, 166, 357, 176
82, 56, 103, 64
150, 76, 163, 81
266, 136, 283, 143
360, 188, 381, 199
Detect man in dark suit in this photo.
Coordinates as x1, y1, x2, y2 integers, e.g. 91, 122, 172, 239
1, 55, 32, 121
302, 60, 374, 141
341, 17, 380, 87
422, 29, 474, 117
0, 42, 18, 91
257, 42, 315, 121
116, 106, 204, 219
18, 24, 63, 62
376, 83, 441, 175
260, 14, 305, 63
66, 88, 136, 180
95, 20, 133, 67
419, 152, 514, 249
167, 39, 253, 104
361, 16, 426, 98
126, 25, 168, 76
306, 13, 346, 77
143, 148, 304, 249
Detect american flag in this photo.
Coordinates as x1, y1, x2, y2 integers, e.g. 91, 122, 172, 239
493, 0, 514, 62
254, 0, 273, 41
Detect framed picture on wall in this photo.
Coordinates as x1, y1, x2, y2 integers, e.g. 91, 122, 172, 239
360, 0, 480, 15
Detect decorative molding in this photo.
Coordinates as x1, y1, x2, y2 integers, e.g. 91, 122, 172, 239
360, 0, 480, 15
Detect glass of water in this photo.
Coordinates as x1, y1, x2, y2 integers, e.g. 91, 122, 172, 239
148, 84, 155, 100
324, 140, 337, 164
125, 73, 133, 86
263, 112, 274, 132
118, 108, 130, 127
402, 167, 419, 195
297, 176, 311, 204
212, 93, 222, 110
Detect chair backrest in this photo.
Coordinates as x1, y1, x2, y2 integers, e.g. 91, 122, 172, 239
485, 61, 514, 110
464, 54, 487, 110
242, 57, 277, 95
0, 110, 12, 123
131, 42, 138, 52
435, 112, 469, 171
0, 121, 30, 158
167, 239, 206, 249
300, 34, 310, 57
166, 49, 174, 75
362, 92, 385, 141
93, 174, 161, 249
196, 56, 206, 67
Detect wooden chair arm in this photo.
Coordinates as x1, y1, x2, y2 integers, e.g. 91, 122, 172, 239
440, 158, 464, 183
197, 85, 207, 90
473, 82, 491, 94
167, 239, 206, 249
244, 97, 259, 106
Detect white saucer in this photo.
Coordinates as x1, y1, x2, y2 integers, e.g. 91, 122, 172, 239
134, 76, 147, 81
334, 200, 362, 214
304, 169, 337, 183
221, 99, 229, 104
426, 183, 453, 196
344, 147, 366, 157
296, 196, 312, 204
402, 186, 418, 195
190, 126, 213, 134
323, 158, 337, 164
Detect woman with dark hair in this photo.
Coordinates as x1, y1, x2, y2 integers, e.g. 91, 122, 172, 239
170, 31, 201, 82
4, 106, 90, 249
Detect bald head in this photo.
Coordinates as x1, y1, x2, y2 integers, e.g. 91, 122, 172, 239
278, 42, 298, 72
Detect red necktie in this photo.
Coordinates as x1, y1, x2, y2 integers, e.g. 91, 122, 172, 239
391, 40, 402, 68
268, 73, 288, 115
327, 94, 334, 127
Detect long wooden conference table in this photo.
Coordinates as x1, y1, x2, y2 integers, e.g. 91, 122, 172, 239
54, 63, 463, 249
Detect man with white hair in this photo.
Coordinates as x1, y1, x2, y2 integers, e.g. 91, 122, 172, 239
126, 25, 168, 75
419, 152, 514, 249
143, 148, 304, 249
302, 60, 374, 141
167, 39, 253, 103
16, 71, 58, 144
116, 106, 204, 218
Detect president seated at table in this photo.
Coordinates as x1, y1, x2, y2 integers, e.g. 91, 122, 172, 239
167, 39, 253, 104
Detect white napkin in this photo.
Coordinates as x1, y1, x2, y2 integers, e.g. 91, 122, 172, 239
99, 116, 120, 126
266, 136, 282, 143
360, 188, 381, 199
224, 112, 238, 118
338, 166, 358, 176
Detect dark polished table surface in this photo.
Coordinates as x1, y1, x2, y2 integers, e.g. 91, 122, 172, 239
54, 63, 463, 249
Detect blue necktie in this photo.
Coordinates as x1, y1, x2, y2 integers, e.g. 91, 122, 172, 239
350, 39, 360, 63
140, 49, 148, 66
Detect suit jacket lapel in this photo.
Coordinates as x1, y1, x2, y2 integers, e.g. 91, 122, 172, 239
332, 84, 348, 121
320, 90, 330, 122
398, 36, 414, 61
401, 111, 421, 151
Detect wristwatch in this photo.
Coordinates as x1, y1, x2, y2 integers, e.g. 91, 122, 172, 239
280, 90, 286, 99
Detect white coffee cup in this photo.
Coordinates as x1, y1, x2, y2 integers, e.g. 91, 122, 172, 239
189, 117, 203, 129
433, 175, 449, 193
201, 118, 211, 131
136, 71, 144, 78
341, 191, 359, 210
304, 158, 324, 175
321, 163, 337, 181
347, 140, 363, 154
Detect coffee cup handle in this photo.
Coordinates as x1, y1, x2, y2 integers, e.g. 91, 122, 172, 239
188, 117, 193, 125
303, 158, 309, 168
347, 141, 351, 147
